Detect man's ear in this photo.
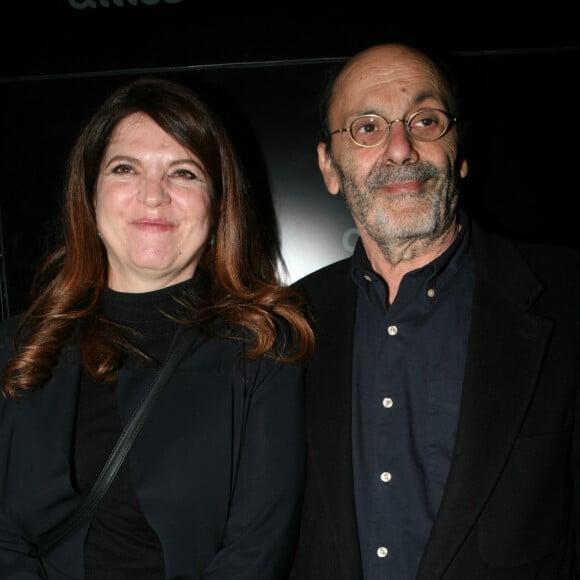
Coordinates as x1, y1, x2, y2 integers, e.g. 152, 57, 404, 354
317, 142, 341, 195
459, 158, 468, 178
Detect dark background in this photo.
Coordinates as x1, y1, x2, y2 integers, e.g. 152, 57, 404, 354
1, 1, 578, 318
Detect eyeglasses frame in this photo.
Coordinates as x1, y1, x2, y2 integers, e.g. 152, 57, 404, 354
329, 108, 457, 148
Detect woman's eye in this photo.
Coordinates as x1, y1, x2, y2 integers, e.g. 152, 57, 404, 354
111, 164, 134, 174
173, 168, 196, 179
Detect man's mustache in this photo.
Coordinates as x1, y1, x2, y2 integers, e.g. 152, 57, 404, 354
367, 162, 439, 188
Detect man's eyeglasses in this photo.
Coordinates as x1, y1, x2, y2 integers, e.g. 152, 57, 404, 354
330, 109, 456, 147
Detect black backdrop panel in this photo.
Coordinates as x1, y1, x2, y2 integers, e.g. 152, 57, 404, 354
1, 48, 578, 318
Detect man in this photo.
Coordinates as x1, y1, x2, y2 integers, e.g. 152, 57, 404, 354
289, 43, 579, 580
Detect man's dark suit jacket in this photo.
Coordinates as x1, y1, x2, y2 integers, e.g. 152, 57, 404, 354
290, 218, 580, 580
0, 323, 305, 579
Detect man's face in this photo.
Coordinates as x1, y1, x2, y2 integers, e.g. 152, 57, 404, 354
318, 45, 468, 250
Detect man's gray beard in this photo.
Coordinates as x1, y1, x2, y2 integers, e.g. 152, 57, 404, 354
337, 161, 458, 246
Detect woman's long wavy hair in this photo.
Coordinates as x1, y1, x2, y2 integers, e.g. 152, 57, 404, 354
1, 77, 314, 399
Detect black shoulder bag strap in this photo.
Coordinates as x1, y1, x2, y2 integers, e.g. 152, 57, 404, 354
34, 325, 198, 556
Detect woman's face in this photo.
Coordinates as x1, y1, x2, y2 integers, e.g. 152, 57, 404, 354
94, 112, 213, 292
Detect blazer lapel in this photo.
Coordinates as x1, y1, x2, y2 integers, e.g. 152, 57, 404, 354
305, 261, 363, 577
417, 230, 553, 580
25, 344, 82, 462
7, 345, 84, 539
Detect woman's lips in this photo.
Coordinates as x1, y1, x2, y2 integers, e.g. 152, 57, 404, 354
132, 219, 175, 232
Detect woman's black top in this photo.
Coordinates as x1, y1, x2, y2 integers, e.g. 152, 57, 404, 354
74, 280, 190, 579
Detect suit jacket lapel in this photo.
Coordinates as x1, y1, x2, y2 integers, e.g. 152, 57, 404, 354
304, 260, 364, 578
417, 229, 553, 579
25, 344, 82, 463
9, 344, 84, 538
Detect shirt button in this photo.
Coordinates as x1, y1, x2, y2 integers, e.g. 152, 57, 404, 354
427, 287, 436, 298
377, 546, 389, 558
382, 397, 393, 408
364, 274, 373, 282
380, 471, 392, 483
387, 325, 398, 336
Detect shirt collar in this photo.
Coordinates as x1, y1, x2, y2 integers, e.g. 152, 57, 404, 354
351, 208, 472, 297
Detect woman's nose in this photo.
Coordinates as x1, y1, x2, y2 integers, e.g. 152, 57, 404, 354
138, 177, 170, 206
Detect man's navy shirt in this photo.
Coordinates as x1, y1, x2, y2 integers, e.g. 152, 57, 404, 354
351, 211, 475, 579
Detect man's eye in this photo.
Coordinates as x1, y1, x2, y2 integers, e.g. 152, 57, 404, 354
416, 117, 436, 127
360, 123, 379, 134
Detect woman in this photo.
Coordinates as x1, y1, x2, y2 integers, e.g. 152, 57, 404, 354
0, 77, 314, 579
